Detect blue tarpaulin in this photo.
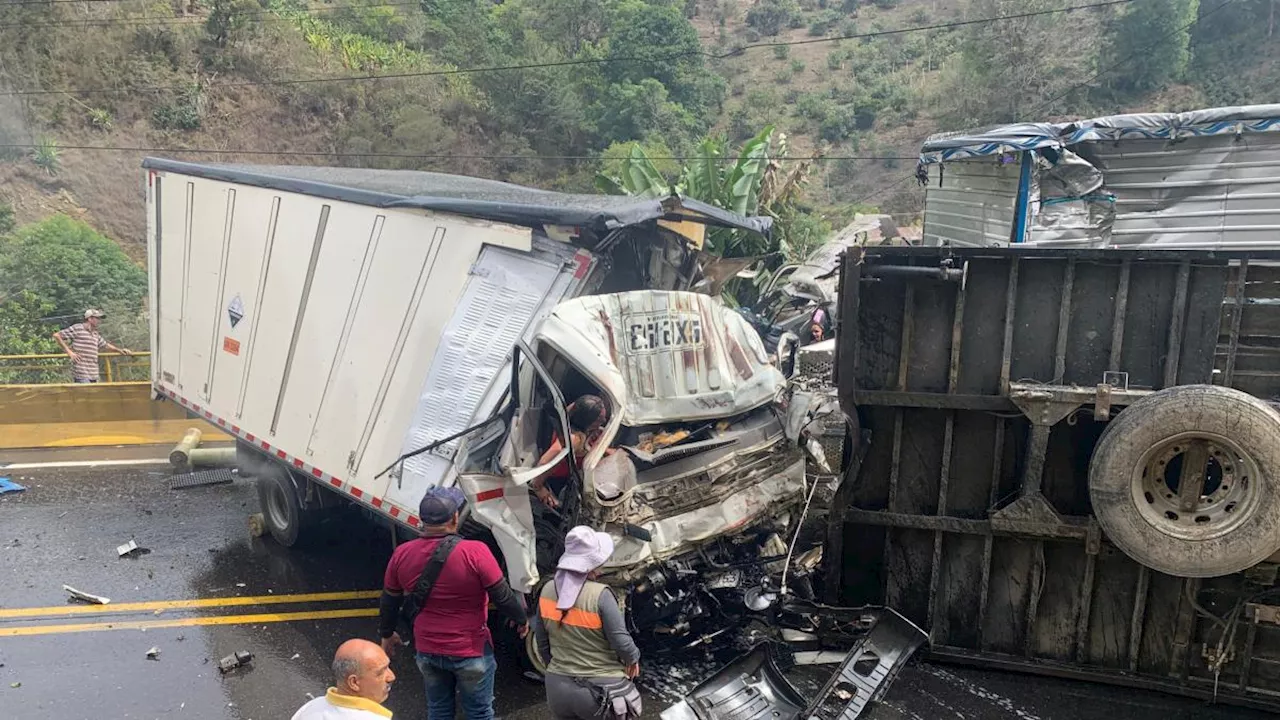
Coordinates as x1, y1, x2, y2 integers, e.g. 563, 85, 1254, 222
0, 477, 27, 494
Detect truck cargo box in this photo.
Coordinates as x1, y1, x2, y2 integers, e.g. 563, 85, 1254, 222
831, 246, 1280, 712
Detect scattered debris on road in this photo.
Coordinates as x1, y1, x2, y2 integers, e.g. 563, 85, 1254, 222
146, 647, 161, 660
63, 584, 110, 605
116, 540, 152, 558
9, 682, 19, 689
660, 609, 927, 720
248, 513, 266, 538
0, 478, 26, 495
168, 468, 236, 490
290, 653, 300, 660
217, 651, 254, 674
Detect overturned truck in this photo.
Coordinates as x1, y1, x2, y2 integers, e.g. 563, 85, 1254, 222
830, 246, 1280, 711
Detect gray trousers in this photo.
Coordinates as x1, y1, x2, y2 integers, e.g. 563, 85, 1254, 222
545, 673, 635, 720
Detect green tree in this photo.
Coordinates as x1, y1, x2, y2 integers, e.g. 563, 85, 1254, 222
1102, 0, 1200, 93
746, 0, 801, 36
940, 0, 1104, 126
204, 0, 260, 49
0, 215, 147, 320
0, 291, 58, 356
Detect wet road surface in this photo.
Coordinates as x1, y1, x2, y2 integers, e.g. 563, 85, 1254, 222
0, 450, 1271, 720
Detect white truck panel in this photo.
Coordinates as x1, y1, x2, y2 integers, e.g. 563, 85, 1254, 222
205, 187, 277, 411
150, 169, 533, 520
390, 239, 582, 509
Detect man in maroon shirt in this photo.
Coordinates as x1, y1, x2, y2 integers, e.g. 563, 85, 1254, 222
378, 487, 528, 720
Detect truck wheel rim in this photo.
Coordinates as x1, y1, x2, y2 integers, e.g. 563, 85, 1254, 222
1130, 431, 1261, 542
266, 483, 291, 530
524, 627, 547, 675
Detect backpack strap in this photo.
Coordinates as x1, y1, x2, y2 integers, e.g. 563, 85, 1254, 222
408, 534, 463, 610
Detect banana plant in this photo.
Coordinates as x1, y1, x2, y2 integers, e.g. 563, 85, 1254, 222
596, 126, 780, 258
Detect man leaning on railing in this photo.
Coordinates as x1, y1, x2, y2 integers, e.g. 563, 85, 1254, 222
52, 309, 131, 384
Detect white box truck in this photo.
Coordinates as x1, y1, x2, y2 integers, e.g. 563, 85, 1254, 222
144, 159, 828, 657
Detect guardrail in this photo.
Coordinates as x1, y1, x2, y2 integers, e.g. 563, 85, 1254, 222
0, 352, 150, 385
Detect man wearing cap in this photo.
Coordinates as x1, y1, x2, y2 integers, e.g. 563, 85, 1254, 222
52, 309, 131, 383
378, 487, 529, 720
533, 526, 642, 720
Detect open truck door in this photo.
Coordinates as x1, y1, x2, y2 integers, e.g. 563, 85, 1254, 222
454, 341, 577, 594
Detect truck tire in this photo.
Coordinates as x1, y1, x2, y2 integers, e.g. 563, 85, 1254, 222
256, 464, 311, 547
1089, 384, 1280, 578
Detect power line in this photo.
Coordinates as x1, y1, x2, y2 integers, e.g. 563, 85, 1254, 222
0, 0, 1138, 96
848, 0, 1239, 213
1026, 0, 1237, 117
0, 1, 425, 29
0, 143, 918, 162
744, 0, 1135, 50
1, 0, 128, 5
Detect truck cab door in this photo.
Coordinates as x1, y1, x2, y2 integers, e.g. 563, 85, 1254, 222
455, 341, 575, 592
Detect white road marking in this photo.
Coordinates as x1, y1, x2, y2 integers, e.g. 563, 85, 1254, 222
0, 458, 170, 470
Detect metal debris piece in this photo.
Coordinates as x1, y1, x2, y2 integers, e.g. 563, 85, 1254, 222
117, 540, 152, 558
9, 682, 19, 689
659, 643, 805, 720
168, 469, 236, 490
290, 653, 300, 660
146, 647, 161, 660
217, 651, 254, 674
63, 584, 110, 605
0, 478, 26, 495
793, 651, 847, 666
806, 609, 929, 719
661, 609, 928, 720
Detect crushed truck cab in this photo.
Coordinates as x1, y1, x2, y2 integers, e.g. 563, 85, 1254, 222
456, 290, 806, 594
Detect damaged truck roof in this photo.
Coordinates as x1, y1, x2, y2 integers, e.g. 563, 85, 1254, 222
918, 103, 1280, 164
537, 290, 785, 427
141, 158, 772, 236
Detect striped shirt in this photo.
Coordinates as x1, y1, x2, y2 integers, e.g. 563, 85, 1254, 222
58, 323, 107, 381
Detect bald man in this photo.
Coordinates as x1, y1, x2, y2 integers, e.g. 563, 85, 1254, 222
292, 639, 397, 719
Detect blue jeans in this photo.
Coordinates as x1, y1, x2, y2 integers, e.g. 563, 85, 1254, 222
416, 645, 497, 720
73, 377, 98, 383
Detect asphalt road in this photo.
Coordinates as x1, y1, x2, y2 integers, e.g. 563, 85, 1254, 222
0, 448, 1270, 720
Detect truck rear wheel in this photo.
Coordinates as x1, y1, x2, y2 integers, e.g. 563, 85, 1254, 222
1089, 384, 1280, 577
256, 464, 311, 547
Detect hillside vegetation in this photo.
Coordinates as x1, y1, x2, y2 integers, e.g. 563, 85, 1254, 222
0, 0, 1277, 352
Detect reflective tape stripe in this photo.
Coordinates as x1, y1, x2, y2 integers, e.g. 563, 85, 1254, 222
538, 597, 602, 630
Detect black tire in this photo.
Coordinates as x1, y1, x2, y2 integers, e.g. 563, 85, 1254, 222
256, 463, 310, 547
1089, 384, 1280, 578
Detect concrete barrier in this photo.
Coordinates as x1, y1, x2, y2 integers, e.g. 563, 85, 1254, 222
0, 383, 231, 449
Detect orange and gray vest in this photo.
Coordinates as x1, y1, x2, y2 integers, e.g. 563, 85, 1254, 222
538, 580, 627, 679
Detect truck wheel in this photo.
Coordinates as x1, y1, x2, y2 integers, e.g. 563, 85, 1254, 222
524, 627, 547, 678
1089, 384, 1280, 577
256, 464, 310, 547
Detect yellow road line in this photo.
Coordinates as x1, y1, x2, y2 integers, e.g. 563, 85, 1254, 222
0, 590, 380, 620
0, 608, 380, 637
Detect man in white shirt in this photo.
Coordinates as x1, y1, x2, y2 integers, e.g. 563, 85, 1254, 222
292, 639, 397, 720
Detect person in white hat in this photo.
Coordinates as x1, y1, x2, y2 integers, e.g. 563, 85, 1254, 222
533, 526, 641, 720
52, 309, 131, 383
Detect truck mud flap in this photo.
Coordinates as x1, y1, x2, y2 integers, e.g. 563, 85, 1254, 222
660, 608, 927, 720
